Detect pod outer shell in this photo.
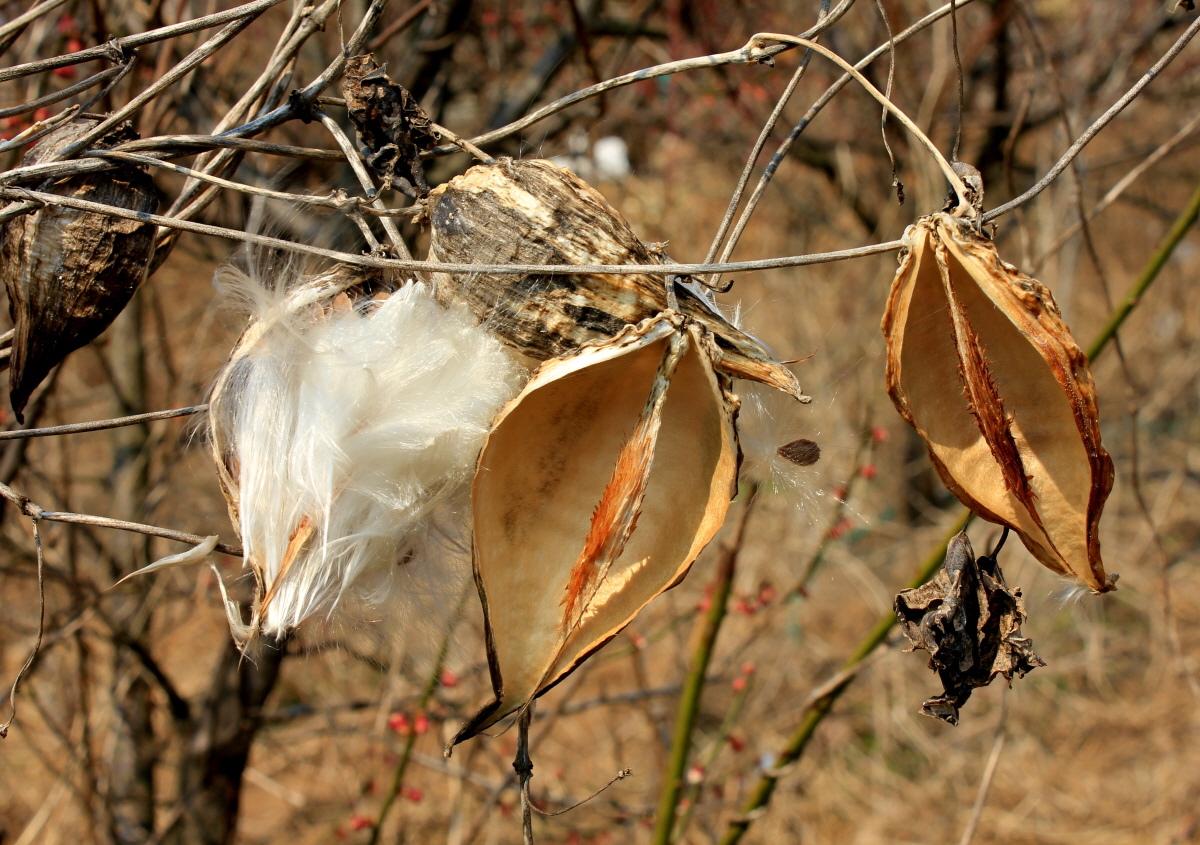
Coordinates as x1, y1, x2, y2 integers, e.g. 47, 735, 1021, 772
882, 213, 1114, 592
454, 316, 738, 743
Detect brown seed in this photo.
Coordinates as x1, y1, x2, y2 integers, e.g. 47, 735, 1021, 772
777, 438, 821, 466
1, 118, 158, 419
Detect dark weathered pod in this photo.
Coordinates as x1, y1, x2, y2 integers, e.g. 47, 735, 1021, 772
1, 118, 159, 419
425, 158, 807, 402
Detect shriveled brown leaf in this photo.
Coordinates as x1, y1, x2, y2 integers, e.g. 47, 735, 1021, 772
1, 118, 158, 420
882, 212, 1115, 592
451, 315, 738, 745
424, 157, 808, 403
895, 531, 1045, 725
341, 54, 437, 198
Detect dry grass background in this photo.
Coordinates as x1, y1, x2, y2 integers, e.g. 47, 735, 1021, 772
2, 1, 1200, 843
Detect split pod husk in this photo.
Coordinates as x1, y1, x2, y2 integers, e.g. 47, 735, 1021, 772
451, 313, 739, 745
882, 212, 1115, 593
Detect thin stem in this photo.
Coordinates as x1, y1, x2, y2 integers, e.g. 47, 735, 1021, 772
314, 108, 411, 257
984, 12, 1200, 224
0, 65, 124, 121
1086, 179, 1200, 361
0, 517, 45, 738
703, 10, 828, 274
424, 7, 858, 160
94, 152, 418, 217
750, 34, 969, 208
652, 492, 756, 845
516, 703, 536, 845
0, 0, 287, 84
0, 183, 900, 274
369, 588, 470, 845
949, 0, 965, 161
716, 1, 979, 273
956, 692, 1007, 845
0, 405, 206, 441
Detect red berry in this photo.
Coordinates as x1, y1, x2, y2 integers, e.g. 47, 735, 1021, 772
728, 735, 746, 752
34, 107, 51, 122
861, 464, 877, 480
67, 39, 84, 53
413, 713, 430, 735
53, 65, 76, 80
56, 14, 75, 34
740, 662, 756, 676
732, 676, 747, 691
387, 712, 409, 734
348, 815, 373, 831
871, 426, 889, 442
440, 669, 459, 688
403, 786, 423, 802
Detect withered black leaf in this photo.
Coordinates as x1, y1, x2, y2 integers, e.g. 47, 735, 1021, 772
341, 55, 438, 198
894, 531, 1044, 725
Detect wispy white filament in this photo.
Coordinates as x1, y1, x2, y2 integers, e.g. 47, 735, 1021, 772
212, 271, 522, 639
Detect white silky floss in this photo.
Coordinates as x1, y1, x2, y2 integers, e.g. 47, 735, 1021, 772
210, 270, 523, 642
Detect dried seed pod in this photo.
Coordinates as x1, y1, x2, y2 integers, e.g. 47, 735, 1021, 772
1, 118, 158, 419
425, 157, 807, 402
451, 314, 738, 745
882, 212, 1115, 592
208, 265, 523, 648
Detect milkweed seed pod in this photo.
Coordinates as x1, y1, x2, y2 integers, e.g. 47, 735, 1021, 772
207, 264, 523, 648
450, 313, 738, 746
882, 212, 1115, 593
424, 157, 808, 403
1, 118, 158, 419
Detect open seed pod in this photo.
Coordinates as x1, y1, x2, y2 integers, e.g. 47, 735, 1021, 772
424, 157, 807, 402
451, 313, 738, 745
1, 118, 159, 419
208, 264, 523, 648
882, 212, 1115, 592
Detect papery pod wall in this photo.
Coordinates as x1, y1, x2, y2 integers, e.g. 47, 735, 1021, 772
453, 315, 739, 743
882, 212, 1115, 592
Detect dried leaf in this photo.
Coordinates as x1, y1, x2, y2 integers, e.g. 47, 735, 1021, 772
1, 118, 158, 419
894, 531, 1045, 725
341, 55, 437, 198
452, 315, 738, 745
882, 212, 1115, 592
425, 157, 808, 403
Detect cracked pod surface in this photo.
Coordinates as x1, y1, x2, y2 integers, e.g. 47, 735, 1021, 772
882, 213, 1115, 592
452, 315, 738, 744
425, 157, 807, 402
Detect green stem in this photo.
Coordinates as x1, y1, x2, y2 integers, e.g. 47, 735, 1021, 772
718, 508, 968, 845
652, 492, 757, 845
369, 588, 469, 845
717, 177, 1200, 845
673, 672, 754, 840
1086, 180, 1200, 361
